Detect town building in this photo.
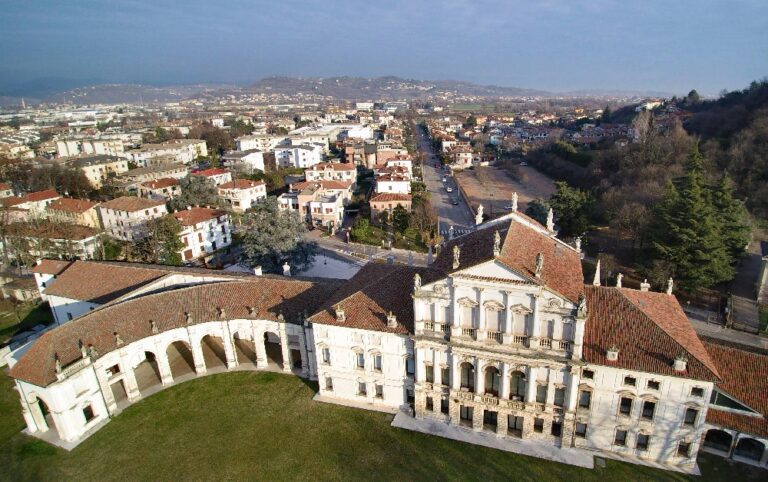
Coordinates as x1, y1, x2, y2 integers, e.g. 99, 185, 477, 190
46, 198, 102, 229
172, 207, 232, 262
56, 138, 125, 158
6, 209, 768, 473
305, 162, 357, 188
138, 178, 181, 201
274, 144, 324, 169
0, 182, 15, 198
1, 190, 61, 219
67, 155, 130, 189
221, 149, 265, 174
369, 193, 413, 222
190, 168, 232, 186
278, 181, 345, 228
127, 139, 207, 167
0, 222, 100, 264
217, 179, 267, 213
98, 196, 168, 241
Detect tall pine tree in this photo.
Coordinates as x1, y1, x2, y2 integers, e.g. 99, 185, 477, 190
711, 174, 751, 260
648, 146, 733, 292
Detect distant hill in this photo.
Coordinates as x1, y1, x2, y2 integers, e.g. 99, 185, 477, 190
247, 76, 550, 100
42, 83, 229, 105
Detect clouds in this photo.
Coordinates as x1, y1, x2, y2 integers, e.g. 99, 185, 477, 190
0, 0, 765, 93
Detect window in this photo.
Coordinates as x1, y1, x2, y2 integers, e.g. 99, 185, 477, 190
691, 387, 704, 398
356, 352, 365, 369
619, 397, 633, 416
441, 366, 450, 386
460, 405, 473, 422
578, 390, 592, 409
636, 433, 650, 451
106, 364, 120, 376
551, 421, 562, 437
509, 416, 524, 437
575, 423, 587, 438
677, 441, 691, 457
614, 429, 627, 446
83, 405, 95, 422
425, 363, 434, 383
325, 377, 333, 391
647, 380, 660, 391
510, 371, 526, 400
624, 376, 636, 387
553, 387, 565, 407
67, 312, 73, 321
684, 408, 698, 426
641, 400, 656, 420
533, 418, 544, 433
426, 396, 433, 411
375, 384, 384, 399
322, 348, 331, 364
536, 384, 547, 404
440, 397, 449, 414
358, 382, 367, 396
374, 354, 382, 372
405, 357, 415, 376
582, 369, 594, 380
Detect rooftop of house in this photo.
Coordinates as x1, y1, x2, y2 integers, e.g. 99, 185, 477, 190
5, 221, 100, 241
370, 193, 413, 203
218, 179, 265, 190
291, 180, 352, 191
99, 196, 166, 212
191, 168, 229, 177
172, 207, 228, 226
308, 162, 355, 171
3, 189, 61, 207
140, 178, 180, 190
31, 259, 74, 276
47, 198, 98, 214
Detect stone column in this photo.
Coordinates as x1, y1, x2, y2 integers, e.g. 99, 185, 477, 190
496, 410, 508, 436
565, 369, 580, 412
472, 405, 484, 431
298, 329, 310, 377
432, 348, 441, 385
449, 398, 461, 425
475, 357, 485, 395
529, 294, 541, 348
522, 413, 535, 439
278, 326, 292, 372
499, 362, 511, 400
27, 398, 48, 432
190, 336, 207, 375
20, 402, 37, 433
415, 347, 426, 382
476, 288, 486, 339
222, 322, 238, 369
120, 361, 141, 402
504, 291, 514, 341
155, 348, 174, 385
525, 366, 538, 403
450, 279, 462, 337
450, 353, 460, 390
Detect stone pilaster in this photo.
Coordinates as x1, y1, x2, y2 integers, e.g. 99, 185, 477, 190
529, 293, 541, 348
474, 357, 485, 395
476, 287, 486, 339
525, 366, 538, 403
472, 405, 484, 431
450, 353, 460, 390
499, 362, 511, 400
496, 410, 509, 436
565, 369, 580, 412
278, 326, 292, 372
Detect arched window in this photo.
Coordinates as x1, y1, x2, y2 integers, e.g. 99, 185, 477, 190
510, 370, 526, 400
485, 366, 500, 396
460, 362, 475, 392
734, 438, 765, 462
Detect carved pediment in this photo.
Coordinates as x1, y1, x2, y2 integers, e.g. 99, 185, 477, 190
483, 300, 505, 311
508, 303, 533, 314
457, 297, 478, 308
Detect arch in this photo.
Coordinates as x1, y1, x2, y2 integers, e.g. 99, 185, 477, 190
134, 351, 162, 394
30, 395, 58, 436
484, 366, 500, 396
703, 429, 732, 453
167, 340, 195, 379
263, 332, 283, 368
200, 334, 227, 370
233, 331, 258, 366
510, 370, 526, 400
734, 437, 765, 462
460, 362, 475, 392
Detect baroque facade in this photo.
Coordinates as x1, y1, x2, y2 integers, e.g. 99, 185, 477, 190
6, 212, 768, 471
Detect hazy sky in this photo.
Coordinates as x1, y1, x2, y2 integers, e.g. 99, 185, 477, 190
1, 0, 766, 94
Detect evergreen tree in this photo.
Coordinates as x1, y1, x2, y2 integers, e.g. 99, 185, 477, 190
524, 199, 550, 226
170, 175, 222, 211
711, 174, 751, 259
129, 215, 184, 265
648, 147, 733, 291
392, 205, 409, 234
548, 181, 590, 237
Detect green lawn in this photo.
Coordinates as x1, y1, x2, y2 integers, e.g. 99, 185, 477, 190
0, 370, 763, 481
0, 302, 54, 346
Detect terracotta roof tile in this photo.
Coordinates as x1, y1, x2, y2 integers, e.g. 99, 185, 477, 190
172, 207, 228, 226
10, 278, 340, 387
192, 168, 229, 177
370, 193, 412, 203
43, 261, 167, 304
583, 286, 719, 382
140, 178, 179, 189
309, 162, 355, 171
218, 179, 264, 190
47, 198, 98, 214
99, 196, 166, 212
31, 259, 73, 276
22, 190, 60, 202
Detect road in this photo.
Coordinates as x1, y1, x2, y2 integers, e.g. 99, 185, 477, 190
414, 126, 476, 236
306, 230, 429, 267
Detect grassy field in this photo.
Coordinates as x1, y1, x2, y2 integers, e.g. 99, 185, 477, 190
0, 302, 54, 345
0, 370, 763, 482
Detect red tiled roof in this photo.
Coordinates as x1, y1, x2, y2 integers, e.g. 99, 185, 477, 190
309, 162, 355, 171
173, 207, 227, 226
703, 338, 768, 436
218, 179, 264, 190
31, 259, 73, 276
47, 198, 98, 214
10, 278, 340, 387
141, 178, 179, 189
0, 182, 11, 190
370, 193, 412, 203
292, 180, 352, 191
99, 196, 166, 212
192, 168, 229, 177
583, 286, 720, 382
309, 264, 442, 335
432, 216, 584, 303
22, 190, 60, 202
5, 222, 99, 241
43, 260, 167, 304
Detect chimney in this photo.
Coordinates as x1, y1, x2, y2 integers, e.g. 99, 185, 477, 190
282, 262, 291, 276
247, 306, 257, 317
640, 279, 651, 292
673, 355, 688, 372
606, 345, 619, 362
387, 311, 398, 328
335, 307, 345, 323
150, 319, 159, 334
253, 266, 263, 276
114, 332, 124, 347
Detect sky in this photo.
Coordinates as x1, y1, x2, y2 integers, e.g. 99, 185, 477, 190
1, 0, 766, 95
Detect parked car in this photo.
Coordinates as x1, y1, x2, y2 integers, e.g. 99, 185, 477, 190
446, 187, 453, 193
442, 178, 447, 182
451, 199, 459, 205
519, 161, 528, 166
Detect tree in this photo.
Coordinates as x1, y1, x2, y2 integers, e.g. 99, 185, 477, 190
240, 197, 316, 273
524, 199, 550, 225
464, 115, 477, 128
686, 89, 701, 104
228, 119, 254, 138
548, 181, 590, 237
601, 106, 612, 124
711, 174, 751, 259
647, 147, 733, 292
392, 205, 409, 234
188, 124, 234, 155
170, 175, 221, 211
129, 215, 184, 265
351, 217, 373, 242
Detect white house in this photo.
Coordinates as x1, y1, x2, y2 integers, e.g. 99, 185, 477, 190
221, 150, 265, 174
173, 207, 232, 262
98, 196, 168, 241
305, 162, 357, 188
274, 144, 323, 169
217, 179, 267, 213
190, 168, 232, 187
375, 174, 411, 194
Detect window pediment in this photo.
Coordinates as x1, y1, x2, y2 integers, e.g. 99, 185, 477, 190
483, 300, 505, 311
457, 297, 478, 307
509, 303, 533, 314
